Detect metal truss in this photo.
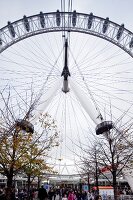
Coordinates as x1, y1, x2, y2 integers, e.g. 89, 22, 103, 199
0, 11, 133, 57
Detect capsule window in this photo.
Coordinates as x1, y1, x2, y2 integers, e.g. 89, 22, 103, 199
0, 38, 2, 45
88, 13, 93, 29
102, 17, 109, 34
56, 10, 61, 26
23, 15, 30, 32
116, 24, 124, 40
129, 37, 133, 48
39, 12, 45, 28
72, 10, 77, 27
8, 21, 15, 38
16, 119, 34, 134
96, 121, 114, 135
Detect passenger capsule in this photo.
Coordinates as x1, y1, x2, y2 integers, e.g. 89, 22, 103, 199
102, 17, 109, 33
0, 38, 2, 45
39, 12, 45, 28
129, 37, 133, 48
96, 121, 114, 135
116, 24, 124, 40
8, 21, 15, 38
72, 10, 77, 27
23, 15, 30, 32
56, 10, 61, 26
88, 13, 93, 29
16, 119, 34, 134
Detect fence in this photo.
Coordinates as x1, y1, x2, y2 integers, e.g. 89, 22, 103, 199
103, 195, 133, 200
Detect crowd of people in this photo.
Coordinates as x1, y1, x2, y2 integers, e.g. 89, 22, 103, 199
0, 185, 131, 200
37, 186, 103, 200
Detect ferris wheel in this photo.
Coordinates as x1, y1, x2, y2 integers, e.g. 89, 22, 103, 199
0, 9, 133, 176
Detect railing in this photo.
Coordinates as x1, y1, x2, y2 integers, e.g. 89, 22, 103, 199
102, 195, 133, 200
118, 195, 133, 200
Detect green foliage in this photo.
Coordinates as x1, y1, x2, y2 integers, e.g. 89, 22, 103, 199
0, 112, 59, 180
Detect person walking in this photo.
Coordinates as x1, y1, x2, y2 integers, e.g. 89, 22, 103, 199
68, 191, 76, 200
95, 195, 102, 200
48, 188, 54, 200
62, 194, 68, 200
38, 185, 48, 200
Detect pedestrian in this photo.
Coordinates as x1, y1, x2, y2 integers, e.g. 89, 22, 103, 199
95, 195, 102, 200
68, 191, 76, 200
62, 194, 68, 200
88, 191, 94, 200
38, 185, 48, 200
76, 190, 82, 200
53, 188, 56, 200
48, 188, 54, 200
0, 187, 5, 200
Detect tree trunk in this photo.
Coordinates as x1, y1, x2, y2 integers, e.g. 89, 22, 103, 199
27, 174, 31, 200
112, 170, 118, 200
95, 160, 99, 195
95, 173, 99, 195
38, 176, 41, 189
6, 173, 14, 200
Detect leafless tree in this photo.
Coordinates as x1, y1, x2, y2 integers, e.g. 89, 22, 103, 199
81, 122, 133, 200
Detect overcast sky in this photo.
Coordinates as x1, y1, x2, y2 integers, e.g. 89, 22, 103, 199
1, 0, 133, 31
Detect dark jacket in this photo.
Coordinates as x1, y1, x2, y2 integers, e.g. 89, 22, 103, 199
38, 186, 48, 200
